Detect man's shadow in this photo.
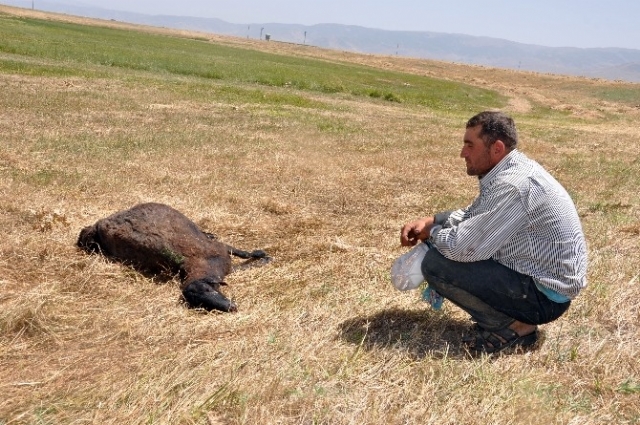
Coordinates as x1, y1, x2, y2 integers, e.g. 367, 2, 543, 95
338, 307, 472, 359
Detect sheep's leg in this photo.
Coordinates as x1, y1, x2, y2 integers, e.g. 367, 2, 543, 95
225, 244, 269, 260
182, 279, 237, 312
232, 256, 273, 272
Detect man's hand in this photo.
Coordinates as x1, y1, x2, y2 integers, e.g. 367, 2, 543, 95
400, 216, 434, 246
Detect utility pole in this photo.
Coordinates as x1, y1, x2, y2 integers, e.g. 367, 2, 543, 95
247, 25, 250, 39
32, 0, 34, 9
304, 31, 307, 45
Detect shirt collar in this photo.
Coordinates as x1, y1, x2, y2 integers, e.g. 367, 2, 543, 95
479, 149, 521, 187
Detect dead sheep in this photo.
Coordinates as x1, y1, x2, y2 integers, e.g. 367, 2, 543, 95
77, 202, 271, 312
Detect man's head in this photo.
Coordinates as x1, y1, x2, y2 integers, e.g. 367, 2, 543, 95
461, 111, 518, 176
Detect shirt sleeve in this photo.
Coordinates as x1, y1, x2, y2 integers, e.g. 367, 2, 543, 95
434, 210, 454, 226
444, 208, 467, 227
431, 182, 528, 262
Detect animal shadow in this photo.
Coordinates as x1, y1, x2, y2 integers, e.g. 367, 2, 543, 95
338, 307, 473, 359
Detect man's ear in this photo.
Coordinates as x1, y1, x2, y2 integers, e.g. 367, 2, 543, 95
492, 140, 506, 157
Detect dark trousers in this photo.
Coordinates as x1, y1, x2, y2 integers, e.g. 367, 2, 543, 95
421, 247, 570, 331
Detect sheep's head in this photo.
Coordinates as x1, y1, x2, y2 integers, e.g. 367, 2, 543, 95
182, 278, 237, 312
77, 225, 102, 253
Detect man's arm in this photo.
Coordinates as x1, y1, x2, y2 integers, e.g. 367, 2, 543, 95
434, 210, 454, 226
400, 210, 455, 246
431, 185, 525, 262
400, 216, 434, 246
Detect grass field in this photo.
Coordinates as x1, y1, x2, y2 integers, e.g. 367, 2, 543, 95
1, 5, 640, 424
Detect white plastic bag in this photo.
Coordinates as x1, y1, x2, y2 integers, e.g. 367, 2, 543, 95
390, 242, 429, 291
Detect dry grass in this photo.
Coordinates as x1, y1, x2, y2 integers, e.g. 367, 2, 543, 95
1, 5, 640, 425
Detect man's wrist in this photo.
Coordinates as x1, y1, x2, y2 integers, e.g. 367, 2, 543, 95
433, 211, 453, 226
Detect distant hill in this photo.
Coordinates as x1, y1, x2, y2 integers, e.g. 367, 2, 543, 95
4, 0, 640, 82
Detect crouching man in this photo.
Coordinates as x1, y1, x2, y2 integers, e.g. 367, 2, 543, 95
394, 111, 588, 355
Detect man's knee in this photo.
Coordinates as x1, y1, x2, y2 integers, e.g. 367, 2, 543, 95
421, 246, 447, 279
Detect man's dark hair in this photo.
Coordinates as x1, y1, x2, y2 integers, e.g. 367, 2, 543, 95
466, 111, 518, 150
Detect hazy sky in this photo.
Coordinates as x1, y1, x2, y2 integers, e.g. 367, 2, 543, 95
9, 0, 640, 50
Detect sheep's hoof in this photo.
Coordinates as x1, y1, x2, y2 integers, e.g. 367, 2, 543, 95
250, 249, 268, 258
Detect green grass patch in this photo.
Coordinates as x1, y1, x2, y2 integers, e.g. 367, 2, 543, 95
0, 56, 104, 78
589, 86, 640, 107
0, 13, 504, 113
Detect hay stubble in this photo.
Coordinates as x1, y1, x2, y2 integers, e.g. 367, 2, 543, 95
1, 5, 640, 424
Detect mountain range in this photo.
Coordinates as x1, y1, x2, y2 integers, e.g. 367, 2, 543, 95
4, 0, 640, 83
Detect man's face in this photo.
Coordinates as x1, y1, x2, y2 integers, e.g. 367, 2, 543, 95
460, 125, 494, 176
